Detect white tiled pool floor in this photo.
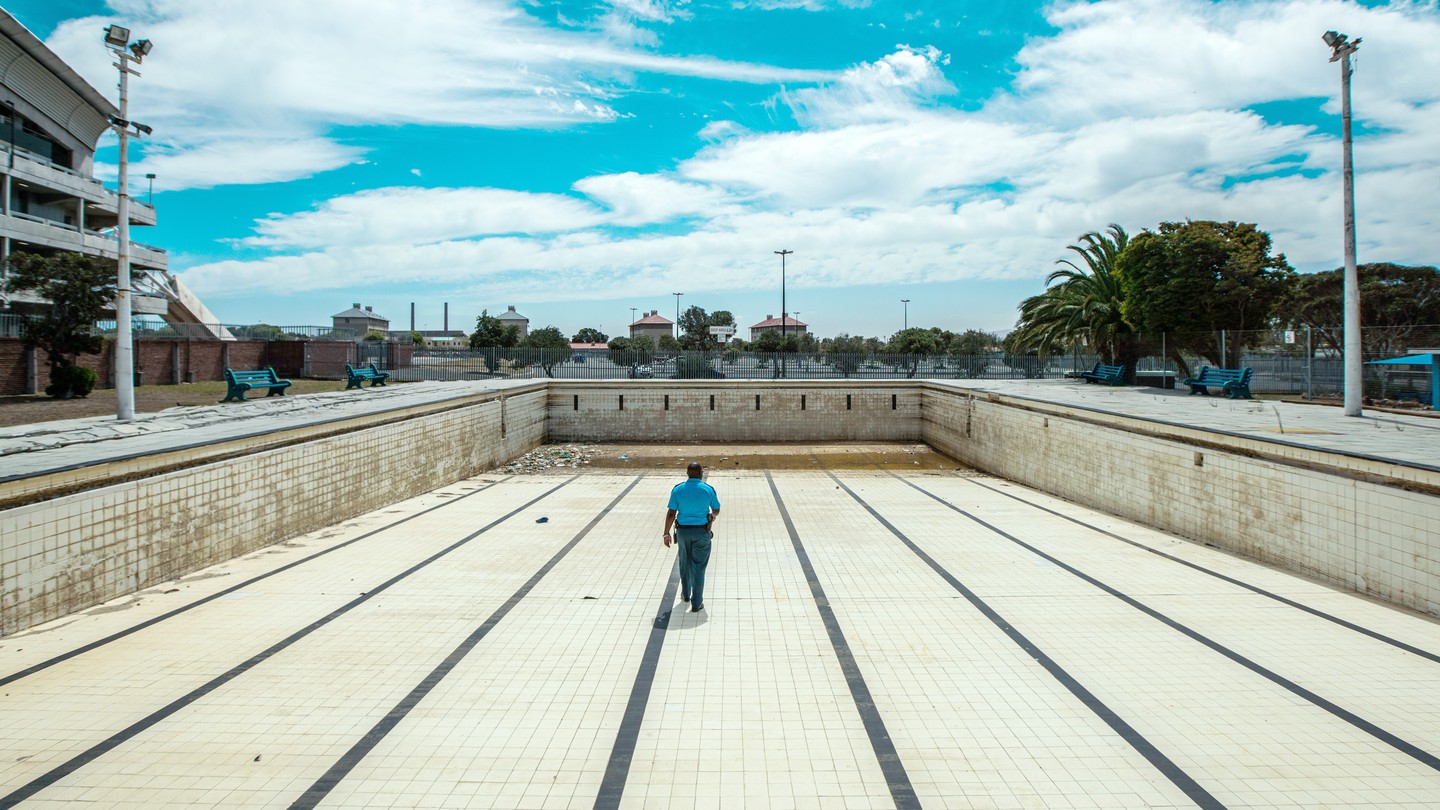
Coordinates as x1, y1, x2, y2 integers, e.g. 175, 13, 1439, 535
2, 470, 1439, 809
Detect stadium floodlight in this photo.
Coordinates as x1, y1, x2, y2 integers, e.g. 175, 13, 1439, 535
1324, 28, 1363, 417
103, 24, 155, 422
104, 25, 130, 48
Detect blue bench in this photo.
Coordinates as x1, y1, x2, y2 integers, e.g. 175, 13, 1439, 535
345, 363, 390, 389
221, 368, 292, 402
1079, 363, 1126, 386
1182, 366, 1253, 399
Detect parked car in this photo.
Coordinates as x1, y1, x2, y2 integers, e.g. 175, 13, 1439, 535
632, 364, 654, 378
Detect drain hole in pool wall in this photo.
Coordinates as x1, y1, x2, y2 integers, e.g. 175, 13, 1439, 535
1194, 452, 1204, 467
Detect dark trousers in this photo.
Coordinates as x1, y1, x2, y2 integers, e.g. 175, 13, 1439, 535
675, 525, 713, 606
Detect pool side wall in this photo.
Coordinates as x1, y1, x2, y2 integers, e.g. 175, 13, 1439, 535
921, 384, 1440, 618
0, 388, 547, 635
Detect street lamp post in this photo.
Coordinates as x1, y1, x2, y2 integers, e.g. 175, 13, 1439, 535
144, 172, 156, 204
901, 299, 910, 332
672, 292, 683, 342
775, 250, 792, 377
1325, 29, 1362, 417
103, 24, 153, 422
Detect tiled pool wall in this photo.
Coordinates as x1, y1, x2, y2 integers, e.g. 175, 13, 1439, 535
922, 386, 1440, 618
545, 381, 923, 442
3, 380, 1437, 636
0, 388, 548, 635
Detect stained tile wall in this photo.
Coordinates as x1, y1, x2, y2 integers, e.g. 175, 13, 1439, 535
921, 388, 1440, 618
546, 382, 923, 442
0, 390, 546, 635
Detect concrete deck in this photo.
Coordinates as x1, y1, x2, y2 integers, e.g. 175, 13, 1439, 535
1, 380, 1438, 809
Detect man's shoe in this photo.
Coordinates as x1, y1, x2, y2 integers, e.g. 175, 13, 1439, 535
689, 604, 704, 612
681, 594, 690, 603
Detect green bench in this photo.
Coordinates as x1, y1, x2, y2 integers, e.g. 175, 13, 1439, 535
345, 363, 390, 389
1182, 366, 1253, 399
221, 368, 292, 402
1079, 363, 1125, 386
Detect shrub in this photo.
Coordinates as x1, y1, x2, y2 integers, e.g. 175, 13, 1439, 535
45, 363, 98, 399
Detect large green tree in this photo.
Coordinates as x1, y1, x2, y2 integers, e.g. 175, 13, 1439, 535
1118, 220, 1294, 371
677, 306, 736, 350
3, 251, 118, 398
572, 327, 608, 344
887, 327, 942, 378
1008, 224, 1139, 379
949, 329, 998, 378
824, 333, 866, 377
522, 326, 570, 377
607, 335, 654, 372
469, 310, 519, 349
1273, 263, 1440, 356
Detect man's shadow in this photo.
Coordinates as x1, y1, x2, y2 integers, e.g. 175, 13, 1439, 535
655, 604, 708, 629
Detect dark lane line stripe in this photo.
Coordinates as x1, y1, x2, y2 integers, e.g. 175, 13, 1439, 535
767, 472, 922, 810
889, 475, 1440, 774
963, 476, 1440, 664
293, 477, 642, 810
0, 476, 514, 689
830, 473, 1224, 810
592, 539, 682, 809
0, 477, 575, 810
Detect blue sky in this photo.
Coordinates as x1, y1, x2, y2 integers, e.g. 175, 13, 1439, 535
11, 0, 1439, 339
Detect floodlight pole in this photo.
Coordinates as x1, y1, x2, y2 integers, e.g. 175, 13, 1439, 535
1327, 30, 1362, 417
111, 40, 140, 421
775, 249, 791, 378
672, 292, 683, 342
901, 298, 910, 331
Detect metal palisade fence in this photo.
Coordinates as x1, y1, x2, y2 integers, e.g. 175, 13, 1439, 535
3, 317, 1436, 404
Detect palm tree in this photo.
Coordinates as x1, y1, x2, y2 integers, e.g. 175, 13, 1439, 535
1007, 224, 1140, 378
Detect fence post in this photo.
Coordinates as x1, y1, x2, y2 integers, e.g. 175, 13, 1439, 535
1220, 330, 1227, 367
1305, 325, 1313, 400
24, 345, 37, 394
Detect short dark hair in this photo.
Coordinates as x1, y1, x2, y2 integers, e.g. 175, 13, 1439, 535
687, 462, 703, 478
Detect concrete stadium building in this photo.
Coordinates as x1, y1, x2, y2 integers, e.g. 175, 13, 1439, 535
0, 10, 223, 336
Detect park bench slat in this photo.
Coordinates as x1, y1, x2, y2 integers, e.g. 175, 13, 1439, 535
221, 368, 293, 403
1079, 363, 1125, 386
1182, 366, 1253, 399
345, 363, 391, 389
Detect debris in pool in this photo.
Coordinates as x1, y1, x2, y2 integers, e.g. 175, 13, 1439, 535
536, 516, 549, 523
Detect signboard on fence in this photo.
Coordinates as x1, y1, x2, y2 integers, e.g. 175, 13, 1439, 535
709, 326, 736, 341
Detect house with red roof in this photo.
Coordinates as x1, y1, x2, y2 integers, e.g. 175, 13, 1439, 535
629, 310, 674, 343
749, 314, 807, 341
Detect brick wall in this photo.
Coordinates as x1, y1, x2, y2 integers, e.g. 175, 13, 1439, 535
0, 338, 389, 394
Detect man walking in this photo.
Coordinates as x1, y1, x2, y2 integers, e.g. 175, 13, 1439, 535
663, 462, 720, 612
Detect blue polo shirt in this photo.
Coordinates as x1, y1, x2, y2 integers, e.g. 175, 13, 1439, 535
668, 478, 720, 526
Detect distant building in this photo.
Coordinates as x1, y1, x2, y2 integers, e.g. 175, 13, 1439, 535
630, 310, 673, 342
496, 305, 529, 340
749, 314, 808, 341
569, 342, 608, 354
333, 303, 390, 336
410, 329, 467, 347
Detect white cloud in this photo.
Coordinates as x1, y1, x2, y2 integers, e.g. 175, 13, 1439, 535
573, 172, 739, 224
173, 0, 1440, 329
239, 187, 607, 250
784, 45, 954, 127
44, 0, 839, 192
